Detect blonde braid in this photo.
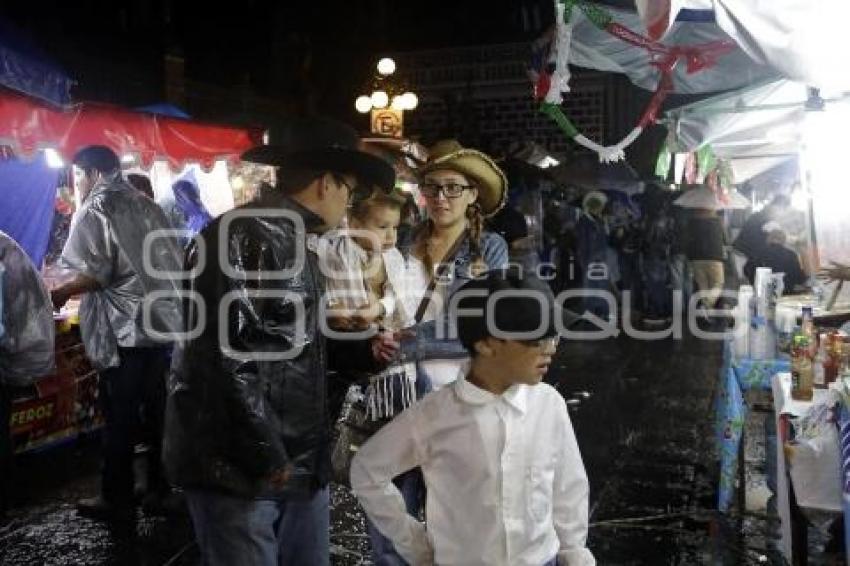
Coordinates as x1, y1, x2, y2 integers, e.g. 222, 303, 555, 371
466, 202, 487, 277
413, 220, 436, 275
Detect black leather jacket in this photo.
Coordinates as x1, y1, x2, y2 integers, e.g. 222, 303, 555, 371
164, 195, 376, 498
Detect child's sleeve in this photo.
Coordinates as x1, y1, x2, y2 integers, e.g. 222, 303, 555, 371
552, 398, 596, 566
350, 406, 433, 565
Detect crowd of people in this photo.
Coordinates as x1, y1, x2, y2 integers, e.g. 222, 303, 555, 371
0, 107, 820, 565
543, 185, 810, 326
0, 115, 597, 566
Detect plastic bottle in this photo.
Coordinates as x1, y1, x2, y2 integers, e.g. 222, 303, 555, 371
801, 306, 816, 357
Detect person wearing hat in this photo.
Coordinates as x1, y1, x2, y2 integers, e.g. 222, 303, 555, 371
163, 117, 399, 566
351, 268, 595, 566
733, 193, 791, 283
576, 190, 613, 320
402, 139, 510, 392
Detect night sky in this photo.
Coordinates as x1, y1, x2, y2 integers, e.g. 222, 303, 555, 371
0, 1, 555, 117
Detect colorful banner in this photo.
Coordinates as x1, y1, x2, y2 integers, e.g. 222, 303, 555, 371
533, 0, 735, 163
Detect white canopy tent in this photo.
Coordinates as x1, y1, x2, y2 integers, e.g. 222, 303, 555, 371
636, 0, 850, 92
664, 79, 810, 182
568, 4, 779, 95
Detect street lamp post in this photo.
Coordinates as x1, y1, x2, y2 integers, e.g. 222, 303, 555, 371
355, 57, 418, 138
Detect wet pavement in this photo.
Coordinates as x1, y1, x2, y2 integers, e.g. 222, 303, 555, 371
0, 329, 822, 565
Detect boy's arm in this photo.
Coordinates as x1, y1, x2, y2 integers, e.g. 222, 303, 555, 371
552, 399, 596, 566
350, 407, 433, 565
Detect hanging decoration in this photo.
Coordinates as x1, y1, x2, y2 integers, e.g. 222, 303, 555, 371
531, 0, 736, 163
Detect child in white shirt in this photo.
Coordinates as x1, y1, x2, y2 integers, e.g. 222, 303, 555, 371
351, 268, 595, 566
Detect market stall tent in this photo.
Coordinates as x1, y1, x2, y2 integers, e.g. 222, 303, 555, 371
0, 89, 262, 171
635, 0, 850, 91
665, 79, 809, 183
568, 4, 778, 95
0, 89, 262, 266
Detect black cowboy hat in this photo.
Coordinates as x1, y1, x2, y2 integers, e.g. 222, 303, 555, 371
242, 117, 396, 192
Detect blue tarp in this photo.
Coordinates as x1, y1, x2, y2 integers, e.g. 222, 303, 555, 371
0, 20, 74, 105
0, 155, 60, 267
136, 103, 191, 119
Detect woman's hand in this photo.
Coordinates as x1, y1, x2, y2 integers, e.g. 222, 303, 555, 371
370, 330, 400, 364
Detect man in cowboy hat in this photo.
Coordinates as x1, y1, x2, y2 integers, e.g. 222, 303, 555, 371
164, 117, 398, 566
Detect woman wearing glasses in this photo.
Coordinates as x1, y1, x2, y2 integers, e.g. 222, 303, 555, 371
400, 140, 510, 392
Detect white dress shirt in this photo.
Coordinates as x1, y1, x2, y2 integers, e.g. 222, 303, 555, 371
350, 377, 596, 566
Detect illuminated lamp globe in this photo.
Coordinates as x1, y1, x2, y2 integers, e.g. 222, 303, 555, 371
390, 95, 406, 111
401, 92, 418, 110
371, 90, 389, 109
355, 95, 373, 114
377, 58, 396, 76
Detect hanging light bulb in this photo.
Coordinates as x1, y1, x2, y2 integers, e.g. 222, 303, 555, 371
371, 90, 389, 109
355, 95, 373, 113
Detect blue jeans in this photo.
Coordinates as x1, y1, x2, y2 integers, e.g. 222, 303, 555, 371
186, 487, 330, 566
365, 468, 426, 566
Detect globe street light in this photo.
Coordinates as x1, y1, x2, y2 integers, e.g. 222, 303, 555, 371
370, 90, 389, 109
355, 95, 373, 114
377, 57, 396, 76
401, 92, 418, 110
355, 59, 417, 137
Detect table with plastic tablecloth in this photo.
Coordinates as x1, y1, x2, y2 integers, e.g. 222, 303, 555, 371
714, 339, 789, 513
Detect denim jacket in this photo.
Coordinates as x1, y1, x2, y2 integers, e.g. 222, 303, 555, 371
400, 230, 509, 364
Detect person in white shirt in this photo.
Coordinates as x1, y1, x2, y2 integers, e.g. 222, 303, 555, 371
351, 268, 595, 566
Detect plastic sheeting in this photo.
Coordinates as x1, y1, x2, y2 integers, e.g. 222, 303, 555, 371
0, 90, 262, 171
635, 0, 850, 91
0, 20, 74, 105
60, 174, 183, 370
0, 231, 55, 386
568, 4, 778, 94
0, 153, 60, 267
126, 160, 236, 218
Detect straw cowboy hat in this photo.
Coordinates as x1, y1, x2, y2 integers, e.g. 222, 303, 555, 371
421, 140, 508, 217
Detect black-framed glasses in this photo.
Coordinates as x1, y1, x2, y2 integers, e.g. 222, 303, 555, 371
333, 175, 360, 205
420, 182, 473, 199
